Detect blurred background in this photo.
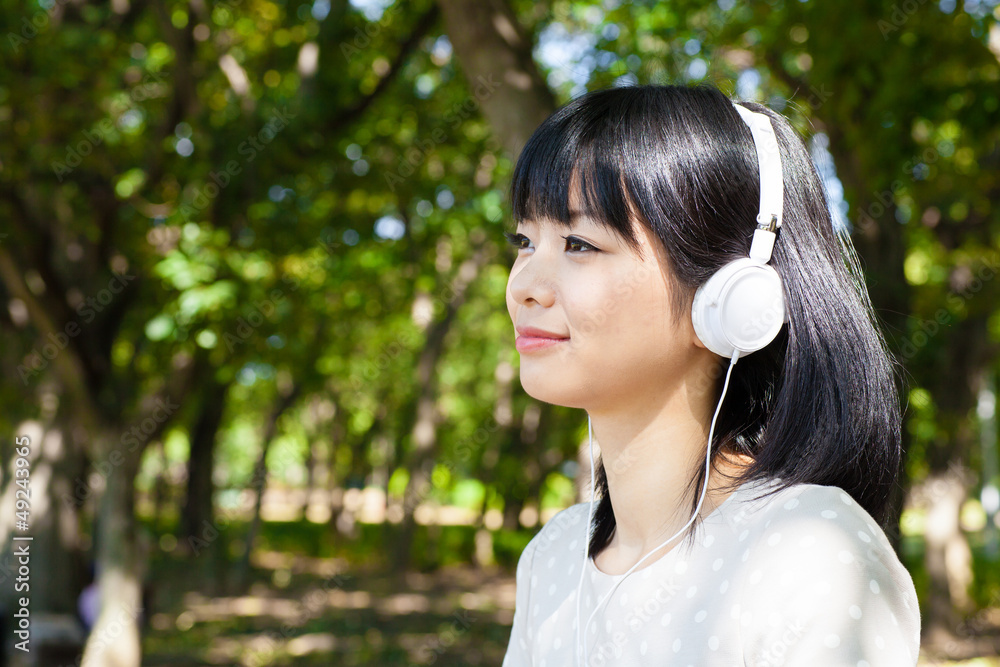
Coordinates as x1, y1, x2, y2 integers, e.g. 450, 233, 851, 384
1, 0, 999, 664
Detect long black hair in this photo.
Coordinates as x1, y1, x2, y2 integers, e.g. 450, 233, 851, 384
506, 83, 902, 559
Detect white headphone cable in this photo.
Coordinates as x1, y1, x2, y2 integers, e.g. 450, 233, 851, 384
573, 410, 598, 666
576, 350, 740, 666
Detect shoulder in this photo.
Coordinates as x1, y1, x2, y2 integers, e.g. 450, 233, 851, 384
734, 483, 921, 663
734, 482, 909, 584
518, 501, 591, 572
527, 501, 591, 554
735, 482, 895, 556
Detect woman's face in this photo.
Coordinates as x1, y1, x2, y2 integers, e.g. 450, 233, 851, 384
505, 185, 709, 414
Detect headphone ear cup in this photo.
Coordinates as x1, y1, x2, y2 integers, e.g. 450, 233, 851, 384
692, 272, 731, 358
692, 258, 785, 358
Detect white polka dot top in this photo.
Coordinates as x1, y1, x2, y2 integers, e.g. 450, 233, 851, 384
501, 478, 920, 666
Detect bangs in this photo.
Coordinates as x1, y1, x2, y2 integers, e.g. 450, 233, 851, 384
505, 83, 762, 320
508, 96, 644, 257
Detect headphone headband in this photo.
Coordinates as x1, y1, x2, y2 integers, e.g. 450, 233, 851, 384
732, 103, 783, 263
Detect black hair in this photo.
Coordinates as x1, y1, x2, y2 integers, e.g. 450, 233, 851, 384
506, 83, 902, 559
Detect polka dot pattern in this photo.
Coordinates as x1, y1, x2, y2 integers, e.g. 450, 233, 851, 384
500, 483, 920, 667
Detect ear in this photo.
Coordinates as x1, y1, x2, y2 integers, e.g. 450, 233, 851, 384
684, 294, 708, 350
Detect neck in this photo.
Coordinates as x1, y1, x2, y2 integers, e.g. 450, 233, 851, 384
586, 368, 748, 574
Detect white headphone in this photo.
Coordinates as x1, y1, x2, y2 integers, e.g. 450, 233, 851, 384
574, 101, 786, 666
691, 102, 787, 358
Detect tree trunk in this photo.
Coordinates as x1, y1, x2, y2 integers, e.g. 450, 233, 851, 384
152, 442, 170, 532
181, 379, 230, 543
436, 0, 558, 159
392, 250, 490, 573
919, 467, 973, 645
328, 402, 366, 540
236, 384, 301, 590
471, 358, 517, 567
301, 440, 316, 518
80, 440, 144, 667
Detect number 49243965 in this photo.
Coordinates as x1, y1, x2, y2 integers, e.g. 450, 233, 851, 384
14, 436, 31, 525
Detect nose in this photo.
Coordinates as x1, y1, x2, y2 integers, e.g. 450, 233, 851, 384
507, 250, 557, 309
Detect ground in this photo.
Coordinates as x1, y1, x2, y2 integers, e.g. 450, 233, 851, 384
139, 535, 1000, 666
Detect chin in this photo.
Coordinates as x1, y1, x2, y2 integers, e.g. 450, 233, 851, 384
517, 371, 588, 410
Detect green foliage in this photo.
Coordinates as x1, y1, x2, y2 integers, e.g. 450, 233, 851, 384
2, 4, 1000, 662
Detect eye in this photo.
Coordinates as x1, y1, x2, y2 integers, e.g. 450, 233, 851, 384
562, 235, 599, 253
502, 232, 600, 254
503, 231, 529, 249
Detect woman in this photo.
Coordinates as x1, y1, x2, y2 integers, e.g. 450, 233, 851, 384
501, 83, 920, 666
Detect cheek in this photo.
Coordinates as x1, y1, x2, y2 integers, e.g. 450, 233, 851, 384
599, 275, 667, 323
505, 279, 516, 319
574, 276, 669, 339
638, 283, 676, 335
565, 286, 623, 341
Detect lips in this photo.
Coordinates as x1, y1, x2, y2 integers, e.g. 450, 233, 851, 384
515, 326, 569, 340
515, 325, 569, 353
